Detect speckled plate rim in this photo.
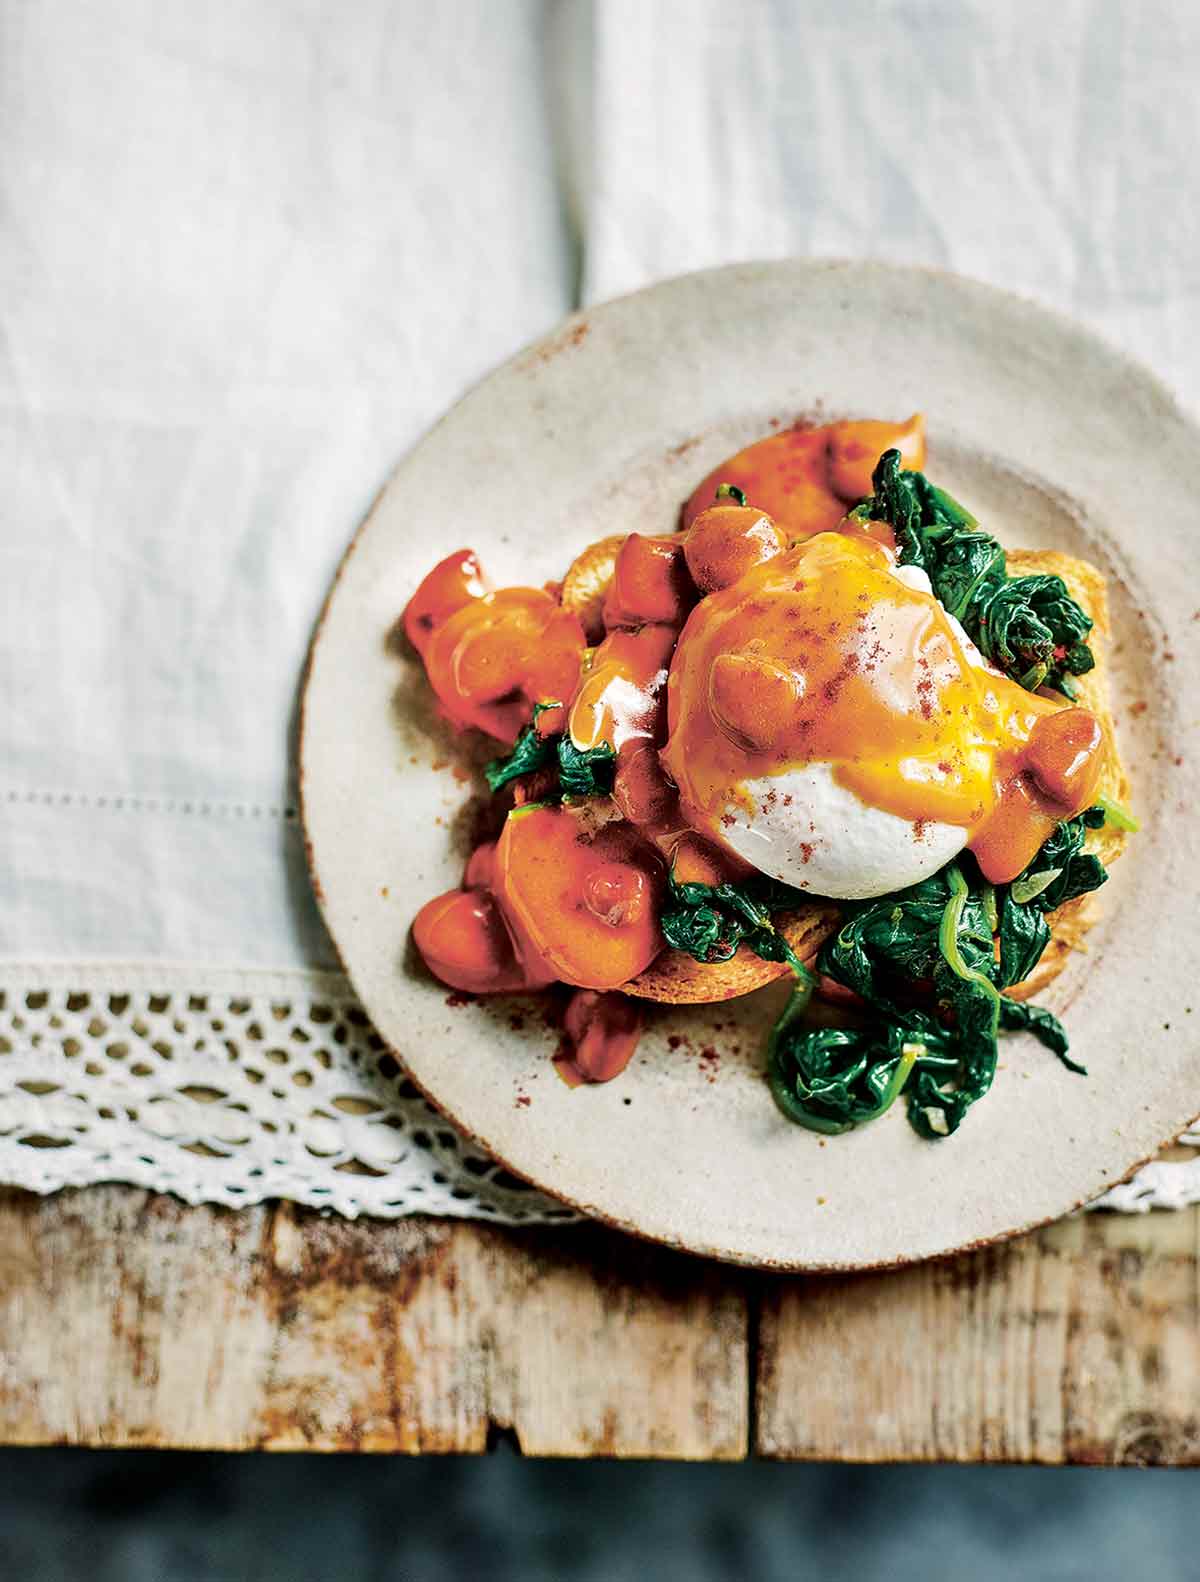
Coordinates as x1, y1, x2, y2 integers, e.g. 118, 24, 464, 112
299, 259, 1200, 1271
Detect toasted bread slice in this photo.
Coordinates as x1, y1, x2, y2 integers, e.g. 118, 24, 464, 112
1003, 548, 1130, 869
624, 904, 841, 1004
622, 546, 1128, 1006
1002, 548, 1129, 1001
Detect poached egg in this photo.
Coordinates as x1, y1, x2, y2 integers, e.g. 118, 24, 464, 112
660, 531, 1064, 899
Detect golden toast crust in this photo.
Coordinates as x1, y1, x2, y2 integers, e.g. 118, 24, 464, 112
1000, 549, 1128, 1001
623, 905, 841, 1004
560, 534, 627, 644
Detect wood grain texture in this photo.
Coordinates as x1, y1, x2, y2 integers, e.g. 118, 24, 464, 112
3, 1187, 1200, 1461
0, 1188, 748, 1458
757, 1209, 1200, 1465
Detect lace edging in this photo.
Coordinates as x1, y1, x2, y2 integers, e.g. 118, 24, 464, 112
0, 962, 1194, 1221
0, 963, 578, 1224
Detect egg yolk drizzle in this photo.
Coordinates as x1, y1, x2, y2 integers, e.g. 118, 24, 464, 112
661, 531, 1103, 884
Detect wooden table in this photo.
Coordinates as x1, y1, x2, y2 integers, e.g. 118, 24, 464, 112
1, 1184, 1197, 1462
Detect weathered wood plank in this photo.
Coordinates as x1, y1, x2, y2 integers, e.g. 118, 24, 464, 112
5, 1185, 1200, 1462
756, 1208, 1200, 1464
0, 1187, 748, 1457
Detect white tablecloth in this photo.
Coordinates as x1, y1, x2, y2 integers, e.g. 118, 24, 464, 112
1, 0, 1197, 1218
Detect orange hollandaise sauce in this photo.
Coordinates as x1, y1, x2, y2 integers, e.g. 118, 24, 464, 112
568, 624, 676, 754
494, 806, 665, 990
405, 550, 585, 744
662, 532, 1103, 884
681, 414, 925, 541
603, 533, 695, 629
411, 885, 556, 996
568, 623, 680, 829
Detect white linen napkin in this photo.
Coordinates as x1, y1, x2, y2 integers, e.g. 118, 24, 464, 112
1, 0, 572, 970
571, 0, 1200, 411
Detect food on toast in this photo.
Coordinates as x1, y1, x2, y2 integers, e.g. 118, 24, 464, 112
402, 415, 1134, 1139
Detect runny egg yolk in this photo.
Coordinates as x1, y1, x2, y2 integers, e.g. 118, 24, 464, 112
661, 531, 1104, 885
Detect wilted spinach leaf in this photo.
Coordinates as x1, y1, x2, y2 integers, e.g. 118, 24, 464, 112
557, 736, 617, 798
1014, 805, 1107, 911
484, 702, 561, 793
483, 703, 615, 800
660, 869, 814, 976
995, 806, 1107, 985
1000, 997, 1085, 1074
855, 451, 1095, 697
767, 1008, 926, 1135
768, 812, 1109, 1140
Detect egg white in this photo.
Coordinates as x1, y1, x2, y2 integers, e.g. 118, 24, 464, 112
685, 555, 1009, 899
718, 763, 968, 900
714, 563, 997, 900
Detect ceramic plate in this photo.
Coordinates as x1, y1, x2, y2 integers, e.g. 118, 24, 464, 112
300, 261, 1199, 1270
